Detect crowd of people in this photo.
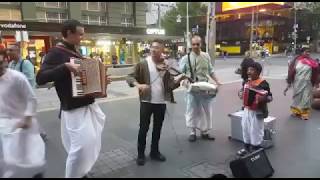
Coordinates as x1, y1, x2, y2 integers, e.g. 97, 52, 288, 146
0, 19, 319, 178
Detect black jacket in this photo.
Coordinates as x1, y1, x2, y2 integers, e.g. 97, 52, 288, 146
36, 41, 94, 110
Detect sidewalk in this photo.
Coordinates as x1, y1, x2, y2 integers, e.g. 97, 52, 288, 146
38, 79, 320, 178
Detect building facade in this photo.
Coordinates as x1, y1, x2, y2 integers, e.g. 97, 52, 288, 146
0, 2, 181, 71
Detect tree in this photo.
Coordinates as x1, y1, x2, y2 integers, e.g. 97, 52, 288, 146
296, 2, 320, 49
161, 2, 207, 36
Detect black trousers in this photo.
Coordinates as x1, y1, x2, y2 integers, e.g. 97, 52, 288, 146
138, 102, 166, 157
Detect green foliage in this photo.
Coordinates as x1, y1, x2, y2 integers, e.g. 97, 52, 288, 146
161, 2, 207, 36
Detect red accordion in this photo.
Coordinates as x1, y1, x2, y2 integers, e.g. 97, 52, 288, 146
243, 84, 268, 110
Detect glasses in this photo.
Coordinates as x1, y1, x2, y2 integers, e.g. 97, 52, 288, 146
192, 43, 200, 46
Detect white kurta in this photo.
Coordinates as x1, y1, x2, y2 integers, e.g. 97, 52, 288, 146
185, 92, 215, 132
0, 69, 42, 177
241, 108, 264, 146
61, 103, 106, 178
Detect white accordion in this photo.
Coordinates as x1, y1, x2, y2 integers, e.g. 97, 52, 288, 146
187, 81, 218, 98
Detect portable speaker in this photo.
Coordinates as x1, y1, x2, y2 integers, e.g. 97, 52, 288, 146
230, 148, 274, 178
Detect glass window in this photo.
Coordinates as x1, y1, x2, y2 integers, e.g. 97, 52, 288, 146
89, 15, 100, 25
0, 8, 21, 21
81, 2, 106, 11
45, 2, 59, 7
60, 13, 68, 21
46, 12, 59, 19
36, 2, 67, 8
81, 2, 87, 10
100, 16, 107, 25
81, 15, 89, 24
36, 11, 46, 22
88, 2, 100, 11
45, 12, 67, 23
35, 2, 45, 7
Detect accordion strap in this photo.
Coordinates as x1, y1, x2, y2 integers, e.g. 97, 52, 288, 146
55, 45, 84, 59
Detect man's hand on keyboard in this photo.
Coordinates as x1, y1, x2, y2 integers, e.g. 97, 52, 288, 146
65, 62, 80, 74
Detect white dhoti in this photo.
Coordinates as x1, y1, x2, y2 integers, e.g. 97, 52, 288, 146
61, 103, 106, 178
0, 117, 45, 178
185, 92, 215, 132
241, 108, 264, 146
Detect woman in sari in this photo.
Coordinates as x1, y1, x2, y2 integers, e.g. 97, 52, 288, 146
285, 47, 319, 120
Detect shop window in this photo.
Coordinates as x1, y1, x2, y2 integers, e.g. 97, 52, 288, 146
0, 8, 21, 21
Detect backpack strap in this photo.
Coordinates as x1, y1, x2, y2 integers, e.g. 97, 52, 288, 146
19, 60, 24, 73
187, 53, 195, 81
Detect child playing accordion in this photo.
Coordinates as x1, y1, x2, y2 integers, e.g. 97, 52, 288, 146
237, 62, 273, 156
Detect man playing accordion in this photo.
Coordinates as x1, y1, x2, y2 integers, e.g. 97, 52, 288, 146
237, 62, 273, 156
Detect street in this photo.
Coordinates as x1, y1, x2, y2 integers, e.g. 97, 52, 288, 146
35, 55, 320, 178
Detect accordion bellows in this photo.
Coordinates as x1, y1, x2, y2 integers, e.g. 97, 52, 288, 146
243, 84, 268, 110
70, 57, 107, 98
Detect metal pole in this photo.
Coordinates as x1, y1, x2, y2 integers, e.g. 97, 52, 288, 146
186, 2, 190, 53
209, 2, 216, 66
249, 7, 254, 56
206, 2, 210, 53
294, 2, 297, 54
158, 4, 161, 28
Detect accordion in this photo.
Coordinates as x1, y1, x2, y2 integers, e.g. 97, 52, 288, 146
188, 81, 218, 98
243, 84, 268, 110
70, 57, 107, 98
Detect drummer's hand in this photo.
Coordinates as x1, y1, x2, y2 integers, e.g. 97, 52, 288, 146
15, 116, 32, 130
216, 81, 222, 86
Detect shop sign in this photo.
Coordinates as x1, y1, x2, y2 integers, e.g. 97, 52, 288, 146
0, 22, 27, 30
146, 28, 165, 35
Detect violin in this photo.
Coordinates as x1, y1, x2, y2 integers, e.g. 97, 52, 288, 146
156, 61, 194, 83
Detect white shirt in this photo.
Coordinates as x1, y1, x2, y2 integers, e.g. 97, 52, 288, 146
0, 69, 37, 119
144, 57, 165, 104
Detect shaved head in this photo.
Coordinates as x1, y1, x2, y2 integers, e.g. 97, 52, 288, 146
191, 35, 202, 54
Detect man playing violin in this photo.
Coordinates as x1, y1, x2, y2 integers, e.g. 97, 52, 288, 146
127, 39, 187, 166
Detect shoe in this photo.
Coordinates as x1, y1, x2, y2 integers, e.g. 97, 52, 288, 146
150, 152, 166, 162
136, 156, 146, 166
201, 134, 215, 141
33, 173, 44, 178
237, 148, 249, 157
188, 134, 197, 142
82, 175, 88, 178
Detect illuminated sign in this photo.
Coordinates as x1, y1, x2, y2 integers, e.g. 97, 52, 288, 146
146, 28, 165, 35
0, 22, 27, 30
222, 2, 285, 12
